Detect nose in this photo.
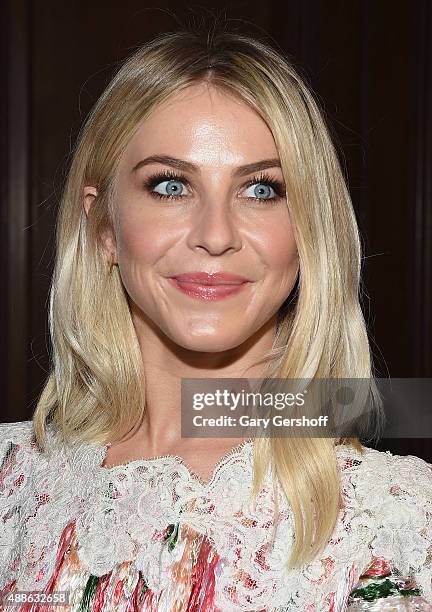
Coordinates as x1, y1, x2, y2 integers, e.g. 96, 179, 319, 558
186, 195, 243, 256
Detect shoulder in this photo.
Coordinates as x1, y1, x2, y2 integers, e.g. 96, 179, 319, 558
0, 420, 76, 589
337, 443, 432, 537
0, 419, 75, 485
336, 443, 432, 605
337, 443, 432, 512
0, 419, 38, 468
0, 421, 38, 578
0, 418, 35, 444
0, 419, 63, 517
337, 442, 432, 496
0, 420, 40, 501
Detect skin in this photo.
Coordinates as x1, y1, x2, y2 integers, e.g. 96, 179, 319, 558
83, 82, 299, 480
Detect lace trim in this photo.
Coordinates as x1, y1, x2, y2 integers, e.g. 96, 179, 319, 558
98, 436, 255, 488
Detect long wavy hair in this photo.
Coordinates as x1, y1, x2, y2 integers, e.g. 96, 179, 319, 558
33, 24, 382, 568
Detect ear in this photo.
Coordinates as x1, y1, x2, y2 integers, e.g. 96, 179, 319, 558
83, 185, 98, 218
83, 185, 118, 266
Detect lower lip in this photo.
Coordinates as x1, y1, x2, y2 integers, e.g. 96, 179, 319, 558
169, 278, 251, 301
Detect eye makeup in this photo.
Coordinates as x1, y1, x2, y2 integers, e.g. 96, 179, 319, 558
141, 169, 286, 203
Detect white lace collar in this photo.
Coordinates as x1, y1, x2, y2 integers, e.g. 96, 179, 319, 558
96, 436, 256, 488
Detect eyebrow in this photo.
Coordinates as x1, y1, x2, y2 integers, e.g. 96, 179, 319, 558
131, 155, 282, 177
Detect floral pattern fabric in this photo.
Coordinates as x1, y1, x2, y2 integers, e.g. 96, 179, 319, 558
0, 420, 431, 611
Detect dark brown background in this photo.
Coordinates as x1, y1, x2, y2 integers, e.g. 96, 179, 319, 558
1, 1, 431, 461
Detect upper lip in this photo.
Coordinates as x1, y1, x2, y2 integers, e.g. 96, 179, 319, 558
171, 271, 250, 285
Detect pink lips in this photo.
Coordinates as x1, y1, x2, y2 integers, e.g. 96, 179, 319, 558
169, 271, 251, 301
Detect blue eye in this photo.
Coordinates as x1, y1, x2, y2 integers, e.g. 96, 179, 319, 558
152, 179, 188, 198
244, 183, 276, 200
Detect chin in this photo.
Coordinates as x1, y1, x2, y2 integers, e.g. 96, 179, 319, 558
173, 331, 247, 353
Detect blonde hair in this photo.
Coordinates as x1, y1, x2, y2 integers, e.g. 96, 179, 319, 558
33, 24, 382, 568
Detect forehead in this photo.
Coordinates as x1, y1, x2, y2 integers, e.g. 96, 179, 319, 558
121, 83, 280, 169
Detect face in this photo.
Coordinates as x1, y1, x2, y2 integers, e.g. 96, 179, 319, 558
84, 82, 299, 352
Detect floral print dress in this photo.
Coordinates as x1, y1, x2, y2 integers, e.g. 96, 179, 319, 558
0, 420, 431, 611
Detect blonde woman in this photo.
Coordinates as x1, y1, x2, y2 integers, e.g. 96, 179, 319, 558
0, 26, 431, 612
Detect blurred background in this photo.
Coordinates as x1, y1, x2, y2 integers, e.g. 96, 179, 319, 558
1, 1, 431, 461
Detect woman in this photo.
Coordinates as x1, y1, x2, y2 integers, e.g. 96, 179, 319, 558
0, 26, 431, 611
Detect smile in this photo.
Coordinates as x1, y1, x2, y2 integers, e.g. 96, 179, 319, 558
168, 278, 251, 301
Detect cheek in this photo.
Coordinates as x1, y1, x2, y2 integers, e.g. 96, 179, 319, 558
256, 217, 298, 273
256, 220, 299, 302
272, 238, 298, 277
114, 220, 164, 307
114, 210, 181, 312
116, 210, 173, 266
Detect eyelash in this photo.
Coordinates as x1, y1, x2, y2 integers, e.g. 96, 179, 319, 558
142, 170, 286, 203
